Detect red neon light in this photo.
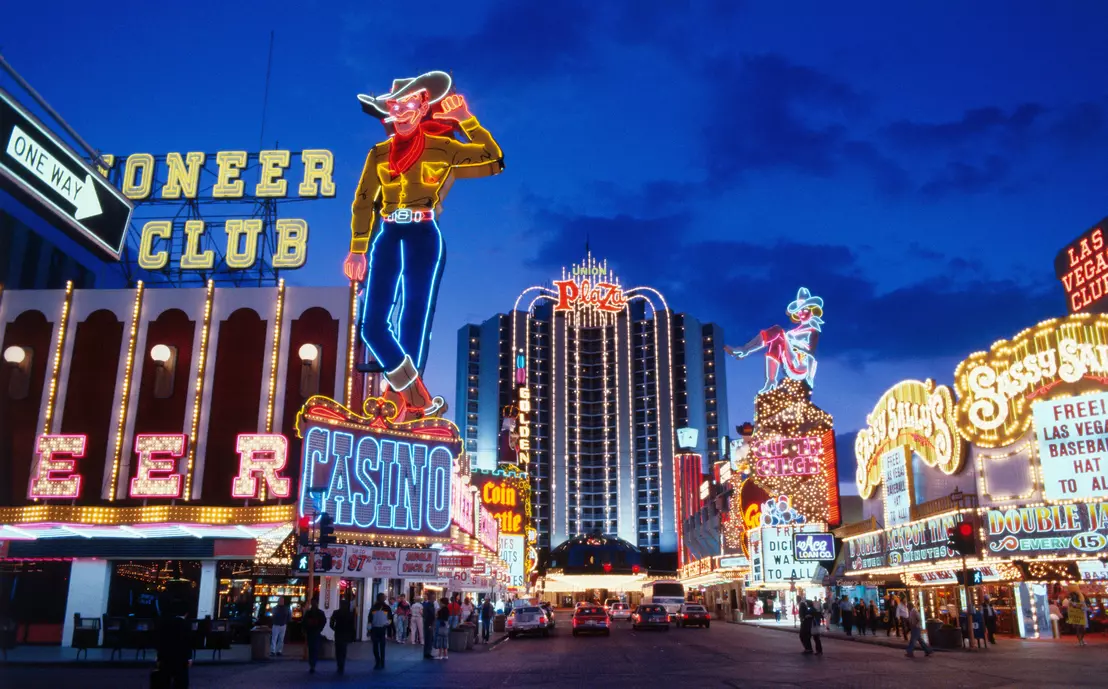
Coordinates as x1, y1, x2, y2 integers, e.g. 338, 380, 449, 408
552, 279, 628, 313
308, 405, 345, 421
1056, 222, 1108, 313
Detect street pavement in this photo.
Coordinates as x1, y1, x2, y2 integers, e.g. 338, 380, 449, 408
1, 614, 1104, 687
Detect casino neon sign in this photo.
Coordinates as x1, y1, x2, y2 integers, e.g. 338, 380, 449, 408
296, 397, 460, 539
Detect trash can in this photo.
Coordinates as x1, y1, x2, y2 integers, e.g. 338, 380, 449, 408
493, 614, 506, 632
251, 626, 272, 661
449, 628, 469, 652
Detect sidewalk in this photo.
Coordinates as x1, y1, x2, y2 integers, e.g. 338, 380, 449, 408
740, 617, 1108, 655
0, 632, 508, 667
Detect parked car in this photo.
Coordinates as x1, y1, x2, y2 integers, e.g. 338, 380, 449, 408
507, 606, 550, 638
631, 604, 670, 631
572, 605, 611, 636
540, 602, 556, 629
609, 602, 632, 620
677, 603, 711, 628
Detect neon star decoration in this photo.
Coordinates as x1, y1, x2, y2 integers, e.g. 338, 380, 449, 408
28, 434, 86, 499
726, 287, 825, 393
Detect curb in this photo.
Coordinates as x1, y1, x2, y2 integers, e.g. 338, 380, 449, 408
739, 622, 954, 652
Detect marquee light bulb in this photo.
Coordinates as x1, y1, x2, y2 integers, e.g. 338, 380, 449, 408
3, 346, 26, 365
150, 344, 172, 363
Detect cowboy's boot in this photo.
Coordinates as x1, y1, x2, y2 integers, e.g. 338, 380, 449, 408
384, 356, 447, 421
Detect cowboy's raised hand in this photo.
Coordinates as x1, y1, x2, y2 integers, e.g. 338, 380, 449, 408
432, 94, 472, 122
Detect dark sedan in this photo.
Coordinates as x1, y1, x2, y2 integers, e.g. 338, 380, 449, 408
631, 604, 670, 631
677, 603, 711, 628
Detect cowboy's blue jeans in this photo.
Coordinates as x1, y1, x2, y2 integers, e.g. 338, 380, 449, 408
361, 220, 445, 374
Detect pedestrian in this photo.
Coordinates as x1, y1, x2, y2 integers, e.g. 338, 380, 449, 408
897, 598, 910, 640
449, 595, 462, 629
410, 596, 424, 646
387, 596, 397, 640
886, 596, 897, 636
422, 590, 436, 659
329, 600, 356, 675
904, 601, 933, 658
462, 596, 475, 624
480, 597, 495, 643
811, 600, 824, 655
1067, 593, 1089, 646
154, 599, 191, 689
981, 596, 998, 645
369, 592, 393, 669
395, 594, 411, 643
854, 599, 867, 636
303, 597, 326, 673
799, 600, 815, 654
435, 597, 452, 660
269, 597, 289, 656
773, 596, 781, 622
840, 596, 853, 636
868, 600, 879, 635
830, 597, 840, 627
1049, 599, 1062, 638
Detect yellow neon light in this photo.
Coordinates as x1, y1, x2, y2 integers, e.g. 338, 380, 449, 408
109, 282, 144, 500
272, 219, 308, 269
298, 149, 337, 197
345, 282, 357, 407
212, 151, 247, 198
180, 220, 215, 270
121, 153, 154, 200
955, 312, 1108, 448
159, 151, 206, 199
137, 221, 171, 271
255, 150, 291, 197
42, 281, 73, 435
184, 280, 215, 500
223, 219, 263, 270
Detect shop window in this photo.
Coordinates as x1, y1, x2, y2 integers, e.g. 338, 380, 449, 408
108, 560, 202, 618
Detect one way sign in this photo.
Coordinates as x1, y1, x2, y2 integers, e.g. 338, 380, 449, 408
0, 89, 132, 260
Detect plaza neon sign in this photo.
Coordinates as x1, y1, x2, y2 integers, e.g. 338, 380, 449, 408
552, 278, 628, 314
298, 421, 455, 538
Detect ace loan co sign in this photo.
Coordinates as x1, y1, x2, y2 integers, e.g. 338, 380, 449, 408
0, 89, 133, 259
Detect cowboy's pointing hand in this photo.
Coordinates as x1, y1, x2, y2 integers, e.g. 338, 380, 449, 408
433, 94, 472, 123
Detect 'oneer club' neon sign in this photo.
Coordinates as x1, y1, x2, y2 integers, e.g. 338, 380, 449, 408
299, 425, 453, 538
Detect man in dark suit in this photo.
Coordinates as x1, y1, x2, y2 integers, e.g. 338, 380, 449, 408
423, 590, 436, 659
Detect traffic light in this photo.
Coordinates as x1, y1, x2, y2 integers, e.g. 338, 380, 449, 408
318, 513, 335, 549
947, 520, 977, 556
955, 569, 983, 586
320, 552, 333, 571
293, 552, 310, 572
297, 515, 312, 547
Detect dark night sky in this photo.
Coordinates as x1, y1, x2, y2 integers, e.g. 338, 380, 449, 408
4, 0, 1108, 489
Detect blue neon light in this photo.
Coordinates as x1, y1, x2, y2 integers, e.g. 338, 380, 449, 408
300, 425, 454, 537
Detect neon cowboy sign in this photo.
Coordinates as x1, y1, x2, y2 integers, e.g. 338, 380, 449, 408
296, 397, 461, 539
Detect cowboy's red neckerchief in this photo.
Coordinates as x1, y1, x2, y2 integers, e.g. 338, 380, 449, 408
388, 120, 454, 175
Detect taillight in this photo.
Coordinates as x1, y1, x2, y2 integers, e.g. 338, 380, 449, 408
507, 618, 514, 627
683, 614, 688, 619
538, 616, 546, 624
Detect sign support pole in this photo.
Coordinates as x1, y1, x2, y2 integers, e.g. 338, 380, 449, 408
962, 554, 976, 651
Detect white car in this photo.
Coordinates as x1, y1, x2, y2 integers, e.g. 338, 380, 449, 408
506, 605, 550, 638
609, 602, 631, 620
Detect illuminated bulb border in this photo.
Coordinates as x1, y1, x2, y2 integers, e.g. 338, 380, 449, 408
109, 282, 144, 500
184, 280, 215, 500
41, 281, 74, 435
345, 281, 357, 407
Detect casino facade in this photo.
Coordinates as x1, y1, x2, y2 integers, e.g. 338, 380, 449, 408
456, 255, 730, 558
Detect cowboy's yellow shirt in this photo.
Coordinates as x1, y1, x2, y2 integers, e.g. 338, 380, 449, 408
349, 116, 503, 253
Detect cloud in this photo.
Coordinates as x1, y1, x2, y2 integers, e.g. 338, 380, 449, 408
528, 207, 1065, 362
920, 155, 1010, 197
885, 104, 1046, 150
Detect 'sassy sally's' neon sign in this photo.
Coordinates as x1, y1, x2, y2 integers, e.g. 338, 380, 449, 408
299, 425, 453, 537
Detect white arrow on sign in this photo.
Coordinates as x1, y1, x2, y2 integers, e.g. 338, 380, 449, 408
5, 123, 102, 220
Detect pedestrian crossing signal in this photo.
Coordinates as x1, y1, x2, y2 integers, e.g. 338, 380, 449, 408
293, 552, 310, 571
320, 552, 333, 571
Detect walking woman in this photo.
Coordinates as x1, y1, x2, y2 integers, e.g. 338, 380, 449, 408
868, 600, 879, 635
435, 597, 452, 660
1068, 593, 1089, 646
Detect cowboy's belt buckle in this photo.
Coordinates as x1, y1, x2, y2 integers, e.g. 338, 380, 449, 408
393, 208, 412, 223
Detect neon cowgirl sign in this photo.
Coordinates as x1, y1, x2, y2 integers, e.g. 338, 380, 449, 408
297, 408, 458, 538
